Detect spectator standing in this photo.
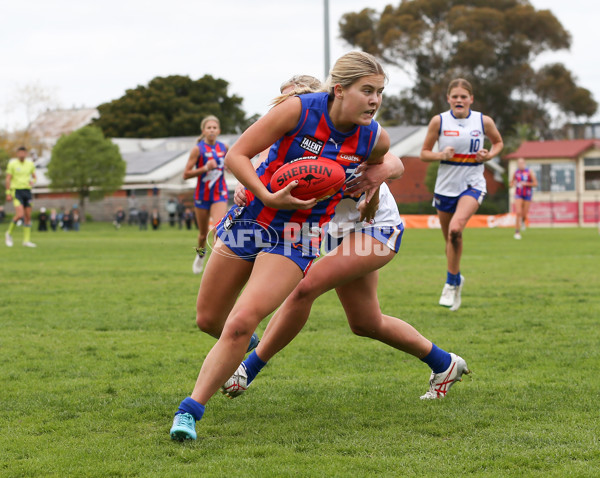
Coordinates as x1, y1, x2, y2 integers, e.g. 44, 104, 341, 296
176, 199, 186, 229
49, 209, 58, 231
166, 198, 177, 227
62, 208, 72, 231
114, 207, 126, 229
38, 207, 48, 231
72, 205, 80, 231
138, 206, 149, 230
128, 192, 139, 226
184, 207, 194, 230
151, 208, 161, 230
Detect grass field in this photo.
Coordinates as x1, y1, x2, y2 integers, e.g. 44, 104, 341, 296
1, 222, 599, 477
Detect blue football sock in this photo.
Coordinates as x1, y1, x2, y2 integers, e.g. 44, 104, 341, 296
446, 271, 461, 286
243, 350, 267, 385
177, 397, 205, 421
420, 343, 452, 374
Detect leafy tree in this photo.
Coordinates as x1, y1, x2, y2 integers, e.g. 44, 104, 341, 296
340, 1, 597, 137
502, 123, 539, 157
48, 126, 126, 219
94, 75, 248, 138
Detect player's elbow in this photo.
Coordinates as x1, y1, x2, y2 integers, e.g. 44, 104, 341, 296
420, 151, 433, 162
224, 151, 238, 170
390, 159, 404, 179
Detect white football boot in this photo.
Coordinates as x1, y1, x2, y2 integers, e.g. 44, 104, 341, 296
420, 353, 470, 400
221, 364, 249, 399
22, 241, 37, 248
5, 231, 13, 247
439, 283, 455, 307
192, 248, 206, 274
449, 275, 465, 312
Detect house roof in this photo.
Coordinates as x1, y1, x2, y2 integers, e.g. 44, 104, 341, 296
122, 149, 187, 175
387, 125, 428, 158
506, 139, 600, 159
385, 125, 424, 146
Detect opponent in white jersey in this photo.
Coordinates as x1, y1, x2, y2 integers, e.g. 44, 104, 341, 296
223, 155, 471, 402
326, 181, 403, 251
421, 78, 503, 311
434, 110, 487, 196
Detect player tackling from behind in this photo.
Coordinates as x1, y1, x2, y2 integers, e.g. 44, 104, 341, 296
421, 78, 503, 311
5, 146, 37, 248
223, 158, 472, 404
170, 51, 390, 441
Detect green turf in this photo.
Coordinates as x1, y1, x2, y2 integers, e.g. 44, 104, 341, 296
1, 223, 599, 477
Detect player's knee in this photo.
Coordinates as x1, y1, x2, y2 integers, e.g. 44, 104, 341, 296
195, 309, 217, 334
221, 309, 257, 343
449, 228, 462, 246
290, 278, 320, 304
348, 322, 370, 337
347, 314, 380, 338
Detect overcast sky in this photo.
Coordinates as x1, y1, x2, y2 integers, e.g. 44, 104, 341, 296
1, 0, 598, 131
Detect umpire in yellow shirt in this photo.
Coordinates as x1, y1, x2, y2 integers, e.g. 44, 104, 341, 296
5, 146, 37, 247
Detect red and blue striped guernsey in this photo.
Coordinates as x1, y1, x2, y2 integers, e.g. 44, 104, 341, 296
244, 92, 381, 238
194, 140, 228, 203
514, 168, 534, 199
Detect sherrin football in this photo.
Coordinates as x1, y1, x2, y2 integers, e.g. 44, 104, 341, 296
269, 157, 346, 201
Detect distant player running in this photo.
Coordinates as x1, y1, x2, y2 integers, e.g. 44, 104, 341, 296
510, 157, 537, 239
421, 79, 503, 311
5, 146, 37, 248
183, 116, 229, 274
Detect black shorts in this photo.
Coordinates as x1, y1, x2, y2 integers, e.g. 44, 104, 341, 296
14, 189, 33, 208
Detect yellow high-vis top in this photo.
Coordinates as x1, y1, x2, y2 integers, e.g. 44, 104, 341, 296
6, 158, 36, 190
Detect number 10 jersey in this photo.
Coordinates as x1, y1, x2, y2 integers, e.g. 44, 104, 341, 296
434, 109, 487, 196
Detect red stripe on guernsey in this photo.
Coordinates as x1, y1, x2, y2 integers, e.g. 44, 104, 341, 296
194, 144, 206, 201
319, 191, 343, 227
314, 114, 332, 146
338, 128, 360, 156
196, 144, 208, 201
212, 176, 221, 202
287, 208, 313, 228
255, 204, 278, 230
